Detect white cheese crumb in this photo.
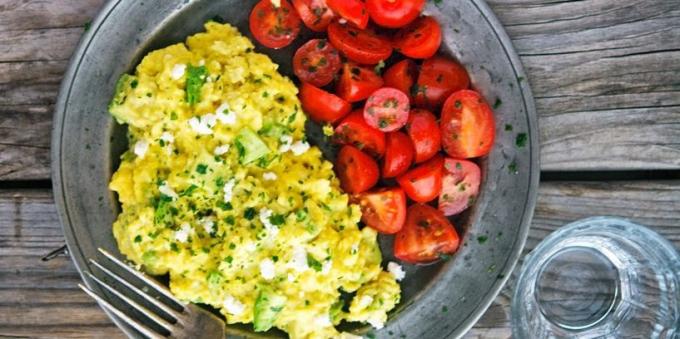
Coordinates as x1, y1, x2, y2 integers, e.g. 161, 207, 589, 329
321, 259, 332, 275
223, 179, 236, 203
387, 262, 406, 281
367, 317, 385, 330
270, 0, 281, 7
278, 135, 293, 153
133, 140, 149, 158
158, 181, 178, 200
357, 295, 374, 309
259, 208, 279, 239
160, 132, 174, 144
170, 64, 186, 80
215, 103, 236, 125
244, 242, 257, 252
188, 117, 213, 135
175, 222, 192, 243
289, 247, 308, 272
315, 314, 332, 327
214, 144, 230, 155
287, 273, 295, 282
223, 295, 245, 316
263, 172, 277, 181
291, 140, 310, 156
260, 258, 276, 280
201, 218, 215, 234
202, 114, 218, 128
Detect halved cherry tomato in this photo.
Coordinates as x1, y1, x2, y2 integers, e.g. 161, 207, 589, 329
382, 131, 415, 178
249, 0, 302, 49
405, 109, 441, 163
414, 56, 470, 109
292, 0, 335, 32
366, 0, 425, 28
328, 21, 392, 65
336, 63, 384, 103
335, 145, 379, 194
327, 0, 369, 29
299, 82, 351, 123
396, 154, 443, 202
354, 187, 407, 234
364, 87, 410, 132
439, 158, 481, 216
383, 59, 418, 100
393, 16, 441, 59
440, 90, 496, 158
293, 39, 342, 87
394, 203, 460, 263
334, 109, 386, 157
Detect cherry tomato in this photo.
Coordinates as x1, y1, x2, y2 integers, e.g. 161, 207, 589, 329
299, 82, 352, 123
405, 109, 441, 163
440, 90, 496, 158
383, 59, 418, 100
414, 56, 470, 109
328, 21, 392, 65
382, 131, 415, 178
394, 203, 460, 263
354, 187, 407, 234
439, 158, 481, 216
364, 88, 410, 132
366, 0, 425, 28
327, 0, 369, 29
335, 145, 380, 194
334, 109, 386, 157
293, 39, 342, 87
396, 154, 443, 202
292, 0, 335, 32
393, 16, 441, 59
249, 0, 302, 49
336, 63, 384, 103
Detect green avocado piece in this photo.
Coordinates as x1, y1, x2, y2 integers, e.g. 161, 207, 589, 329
235, 128, 270, 165
253, 285, 287, 332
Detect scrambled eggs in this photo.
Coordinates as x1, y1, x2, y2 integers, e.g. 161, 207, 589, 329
108, 22, 400, 338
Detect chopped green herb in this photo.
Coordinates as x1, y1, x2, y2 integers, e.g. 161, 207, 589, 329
186, 65, 208, 105
225, 256, 233, 264
374, 60, 386, 74
207, 271, 223, 285
134, 235, 142, 243
83, 21, 92, 32
269, 214, 285, 226
225, 215, 235, 225
170, 111, 178, 120
196, 164, 208, 174
515, 133, 527, 148
170, 243, 180, 253
477, 235, 489, 244
505, 124, 513, 131
180, 184, 199, 197
244, 207, 257, 220
218, 201, 233, 210
442, 306, 448, 313
508, 161, 518, 174
493, 98, 502, 109
307, 254, 323, 272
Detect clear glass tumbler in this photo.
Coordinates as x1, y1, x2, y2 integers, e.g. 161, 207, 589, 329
512, 217, 680, 338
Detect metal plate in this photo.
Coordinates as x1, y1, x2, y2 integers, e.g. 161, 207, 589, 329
51, 0, 539, 338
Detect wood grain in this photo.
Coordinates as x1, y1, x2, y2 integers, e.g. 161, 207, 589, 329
1, 0, 680, 179
2, 182, 679, 337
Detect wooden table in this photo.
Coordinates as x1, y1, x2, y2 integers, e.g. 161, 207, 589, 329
2, 0, 679, 337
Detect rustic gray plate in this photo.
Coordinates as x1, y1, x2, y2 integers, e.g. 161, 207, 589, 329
52, 0, 539, 338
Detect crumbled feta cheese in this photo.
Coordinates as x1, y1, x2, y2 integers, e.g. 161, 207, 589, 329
215, 103, 236, 125
134, 140, 149, 158
223, 295, 245, 316
158, 181, 178, 200
357, 295, 374, 309
321, 259, 333, 275
160, 132, 174, 144
387, 262, 405, 281
175, 222, 192, 243
223, 179, 236, 202
291, 140, 310, 155
279, 135, 293, 153
170, 64, 186, 80
260, 258, 276, 280
188, 117, 213, 135
214, 144, 230, 155
244, 242, 257, 252
270, 0, 281, 7
201, 218, 215, 234
367, 317, 385, 330
287, 273, 295, 282
315, 315, 332, 327
263, 172, 277, 181
289, 247, 308, 272
202, 114, 218, 128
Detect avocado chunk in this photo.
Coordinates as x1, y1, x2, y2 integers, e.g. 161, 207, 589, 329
253, 285, 287, 332
235, 128, 270, 165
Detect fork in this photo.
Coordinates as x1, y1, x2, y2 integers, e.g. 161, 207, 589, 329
79, 248, 225, 339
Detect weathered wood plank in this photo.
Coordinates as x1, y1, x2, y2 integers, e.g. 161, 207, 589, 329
2, 182, 679, 337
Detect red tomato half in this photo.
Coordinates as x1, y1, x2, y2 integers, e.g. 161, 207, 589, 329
328, 21, 392, 65
249, 0, 302, 49
440, 90, 496, 158
396, 154, 443, 202
405, 109, 441, 163
439, 158, 481, 216
393, 16, 441, 59
383, 59, 418, 100
334, 109, 386, 157
293, 39, 342, 87
327, 0, 369, 29
292, 0, 335, 32
354, 187, 407, 234
335, 145, 379, 194
366, 0, 425, 28
364, 88, 410, 132
382, 131, 415, 178
394, 203, 460, 263
336, 63, 384, 103
414, 56, 470, 109
299, 82, 351, 123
